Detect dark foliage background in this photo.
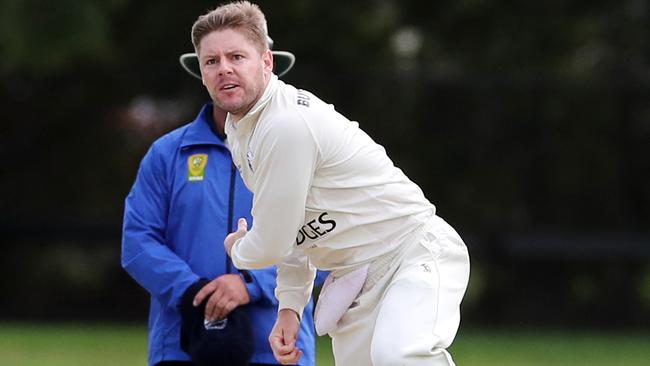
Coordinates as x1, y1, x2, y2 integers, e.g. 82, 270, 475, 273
1, 0, 649, 328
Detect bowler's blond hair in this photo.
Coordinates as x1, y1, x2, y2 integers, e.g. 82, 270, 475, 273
191, 1, 268, 54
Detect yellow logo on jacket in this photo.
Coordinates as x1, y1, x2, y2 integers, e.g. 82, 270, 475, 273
188, 154, 208, 181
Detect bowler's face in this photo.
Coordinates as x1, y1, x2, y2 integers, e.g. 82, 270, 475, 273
198, 28, 273, 121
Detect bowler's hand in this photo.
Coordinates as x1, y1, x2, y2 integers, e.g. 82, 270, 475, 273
224, 218, 248, 256
269, 309, 302, 365
193, 274, 250, 321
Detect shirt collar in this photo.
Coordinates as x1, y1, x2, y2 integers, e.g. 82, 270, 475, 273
180, 103, 227, 148
225, 74, 278, 138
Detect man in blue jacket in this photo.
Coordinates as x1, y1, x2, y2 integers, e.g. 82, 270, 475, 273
121, 40, 320, 366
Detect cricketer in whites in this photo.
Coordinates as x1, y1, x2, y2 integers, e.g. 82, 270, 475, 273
191, 1, 471, 365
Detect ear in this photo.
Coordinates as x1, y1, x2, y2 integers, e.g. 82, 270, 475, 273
263, 49, 273, 74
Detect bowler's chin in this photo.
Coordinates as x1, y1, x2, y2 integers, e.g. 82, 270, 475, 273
213, 99, 244, 115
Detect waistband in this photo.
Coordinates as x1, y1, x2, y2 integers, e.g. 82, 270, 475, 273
331, 212, 439, 293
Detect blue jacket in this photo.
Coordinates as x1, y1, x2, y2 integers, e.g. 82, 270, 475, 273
122, 104, 319, 366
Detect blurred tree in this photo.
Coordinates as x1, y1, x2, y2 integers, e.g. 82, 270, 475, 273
0, 0, 123, 74
0, 0, 648, 325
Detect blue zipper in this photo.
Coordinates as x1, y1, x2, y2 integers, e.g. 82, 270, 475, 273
226, 163, 236, 274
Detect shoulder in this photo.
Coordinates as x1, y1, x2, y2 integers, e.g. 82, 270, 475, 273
261, 86, 326, 137
148, 121, 194, 155
257, 108, 316, 150
141, 123, 191, 168
152, 123, 190, 150
273, 82, 324, 115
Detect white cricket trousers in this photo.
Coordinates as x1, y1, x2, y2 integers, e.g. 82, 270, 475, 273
330, 215, 470, 366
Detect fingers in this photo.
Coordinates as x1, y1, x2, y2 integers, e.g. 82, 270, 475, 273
237, 217, 248, 232
277, 348, 302, 365
269, 316, 302, 365
224, 218, 248, 256
220, 299, 238, 319
201, 275, 250, 321
208, 298, 239, 322
192, 282, 215, 307
204, 285, 224, 321
270, 334, 302, 365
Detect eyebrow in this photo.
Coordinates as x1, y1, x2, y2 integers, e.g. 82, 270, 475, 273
201, 47, 249, 58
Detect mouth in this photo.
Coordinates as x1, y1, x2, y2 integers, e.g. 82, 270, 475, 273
220, 83, 239, 91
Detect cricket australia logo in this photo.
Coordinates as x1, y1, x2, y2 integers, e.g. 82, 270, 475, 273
246, 150, 255, 172
188, 154, 208, 181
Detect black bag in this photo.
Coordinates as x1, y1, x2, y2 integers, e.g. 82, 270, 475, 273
180, 279, 254, 366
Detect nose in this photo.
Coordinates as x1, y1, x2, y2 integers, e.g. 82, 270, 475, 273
217, 60, 233, 76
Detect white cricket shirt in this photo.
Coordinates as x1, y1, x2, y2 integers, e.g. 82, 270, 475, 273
225, 75, 435, 315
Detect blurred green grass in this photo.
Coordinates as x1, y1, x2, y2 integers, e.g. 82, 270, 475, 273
1, 323, 649, 365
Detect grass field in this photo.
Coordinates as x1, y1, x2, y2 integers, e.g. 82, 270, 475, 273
1, 322, 649, 365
